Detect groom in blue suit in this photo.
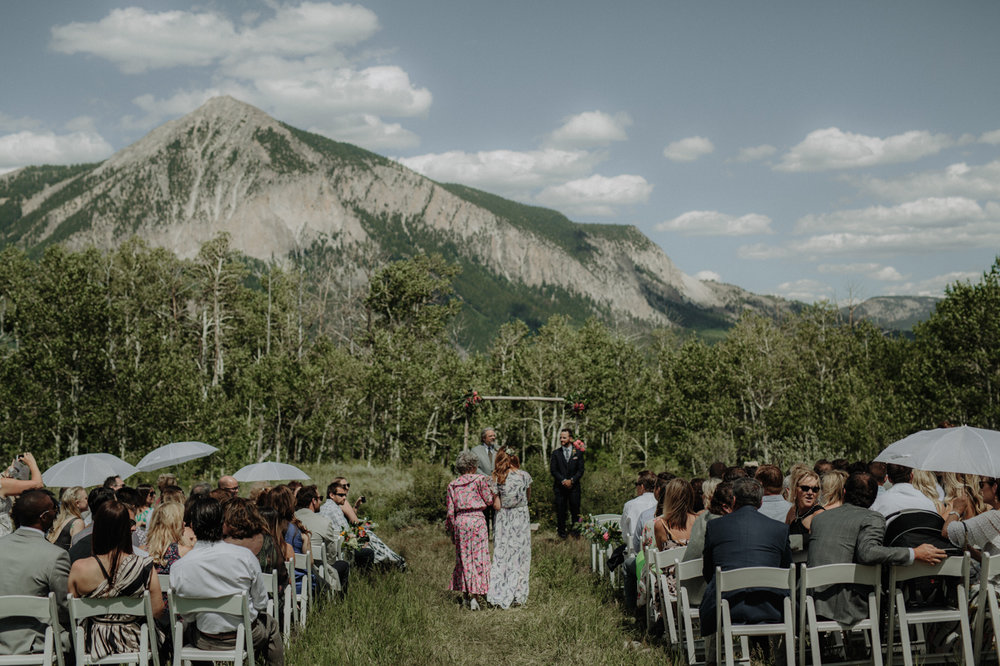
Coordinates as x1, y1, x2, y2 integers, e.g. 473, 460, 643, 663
550, 428, 584, 537
699, 476, 791, 637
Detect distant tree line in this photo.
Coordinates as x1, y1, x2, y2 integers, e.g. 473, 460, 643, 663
1, 235, 998, 474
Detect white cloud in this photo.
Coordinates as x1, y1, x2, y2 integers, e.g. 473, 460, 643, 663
663, 136, 714, 162
49, 4, 378, 73
796, 197, 985, 234
729, 144, 776, 163
776, 127, 953, 172
738, 243, 790, 260
885, 271, 981, 297
545, 111, 631, 148
872, 266, 905, 281
535, 174, 653, 216
51, 4, 429, 151
397, 149, 602, 197
774, 279, 835, 302
657, 210, 773, 236
695, 270, 721, 282
855, 161, 1000, 201
980, 129, 1000, 145
817, 263, 905, 282
0, 130, 114, 169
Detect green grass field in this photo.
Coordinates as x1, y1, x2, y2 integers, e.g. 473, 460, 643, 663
287, 524, 676, 665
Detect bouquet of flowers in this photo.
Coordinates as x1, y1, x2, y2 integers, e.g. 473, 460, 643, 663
339, 519, 377, 552
462, 389, 483, 414
577, 514, 623, 546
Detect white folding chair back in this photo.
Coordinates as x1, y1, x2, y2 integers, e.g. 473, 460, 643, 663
798, 562, 882, 666
885, 553, 973, 666
0, 592, 62, 666
975, 552, 1000, 663
156, 576, 170, 595
258, 571, 290, 646
590, 514, 621, 580
167, 590, 254, 666
653, 545, 686, 644
714, 565, 796, 666
290, 552, 312, 627
68, 591, 157, 666
675, 557, 706, 665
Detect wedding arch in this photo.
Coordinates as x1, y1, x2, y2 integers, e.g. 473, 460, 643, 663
462, 394, 569, 462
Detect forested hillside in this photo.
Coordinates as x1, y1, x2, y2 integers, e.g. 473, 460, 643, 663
0, 235, 996, 474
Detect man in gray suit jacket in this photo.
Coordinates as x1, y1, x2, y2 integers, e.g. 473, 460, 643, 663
0, 489, 70, 656
470, 427, 497, 477
807, 472, 946, 627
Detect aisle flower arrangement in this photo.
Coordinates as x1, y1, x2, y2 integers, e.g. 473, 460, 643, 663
340, 519, 378, 552
577, 514, 623, 546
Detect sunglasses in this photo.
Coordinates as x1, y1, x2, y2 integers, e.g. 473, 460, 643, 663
799, 485, 820, 493
981, 480, 997, 488
341, 483, 350, 489
334, 492, 348, 497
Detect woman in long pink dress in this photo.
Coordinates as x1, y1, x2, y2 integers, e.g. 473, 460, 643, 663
446, 450, 495, 609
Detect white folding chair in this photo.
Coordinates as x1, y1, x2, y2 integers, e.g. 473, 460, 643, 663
714, 565, 796, 666
675, 557, 706, 665
798, 562, 882, 666
167, 590, 254, 666
653, 545, 687, 644
68, 591, 158, 666
885, 553, 973, 666
0, 592, 63, 666
974, 552, 1000, 663
156, 576, 170, 596
290, 552, 312, 628
257, 571, 290, 646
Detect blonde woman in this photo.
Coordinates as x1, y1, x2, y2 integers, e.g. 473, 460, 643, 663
785, 469, 824, 535
145, 502, 194, 576
943, 472, 986, 520
911, 470, 945, 514
49, 486, 88, 550
820, 470, 848, 511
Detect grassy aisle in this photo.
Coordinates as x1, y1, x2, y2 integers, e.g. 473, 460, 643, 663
288, 525, 675, 665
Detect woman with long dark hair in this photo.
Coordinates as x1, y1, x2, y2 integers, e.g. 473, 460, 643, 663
67, 500, 164, 660
486, 447, 532, 609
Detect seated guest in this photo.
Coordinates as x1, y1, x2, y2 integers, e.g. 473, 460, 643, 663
633, 472, 676, 554
260, 486, 312, 594
170, 496, 283, 666
723, 466, 747, 482
814, 459, 834, 477
209, 488, 234, 505
70, 487, 117, 560
67, 500, 164, 660
295, 486, 349, 593
691, 478, 706, 513
682, 481, 732, 563
146, 502, 195, 576
114, 486, 150, 554
134, 484, 155, 529
321, 478, 401, 570
754, 465, 792, 523
218, 476, 240, 498
48, 486, 88, 550
809, 472, 945, 627
785, 468, 824, 538
943, 476, 1000, 570
868, 461, 889, 496
638, 478, 698, 611
189, 482, 211, 498
0, 489, 70, 656
257, 506, 294, 600
708, 462, 727, 480
621, 470, 658, 612
223, 498, 265, 556
103, 476, 124, 491
700, 477, 791, 638
911, 470, 945, 512
159, 486, 185, 505
871, 463, 938, 520
942, 472, 985, 520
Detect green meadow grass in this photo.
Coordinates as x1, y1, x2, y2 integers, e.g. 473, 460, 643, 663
287, 525, 678, 665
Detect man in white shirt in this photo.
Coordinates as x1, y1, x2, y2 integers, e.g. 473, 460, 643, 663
621, 471, 657, 614
754, 465, 793, 522
170, 496, 283, 666
294, 486, 349, 593
870, 464, 938, 522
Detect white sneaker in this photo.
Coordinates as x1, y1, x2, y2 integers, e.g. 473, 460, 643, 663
469, 598, 480, 611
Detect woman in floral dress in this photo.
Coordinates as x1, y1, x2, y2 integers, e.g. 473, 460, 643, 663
487, 448, 532, 609
446, 450, 495, 609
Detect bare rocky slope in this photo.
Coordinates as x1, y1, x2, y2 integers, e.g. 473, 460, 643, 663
1, 96, 798, 343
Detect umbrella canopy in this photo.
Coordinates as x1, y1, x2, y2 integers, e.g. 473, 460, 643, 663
42, 453, 138, 488
873, 425, 1000, 477
232, 461, 311, 482
136, 441, 218, 472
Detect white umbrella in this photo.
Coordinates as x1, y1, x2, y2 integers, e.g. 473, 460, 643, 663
136, 441, 218, 472
42, 453, 138, 488
874, 425, 1000, 477
232, 461, 311, 482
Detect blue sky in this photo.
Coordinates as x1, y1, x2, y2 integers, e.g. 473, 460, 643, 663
3, 1, 1000, 302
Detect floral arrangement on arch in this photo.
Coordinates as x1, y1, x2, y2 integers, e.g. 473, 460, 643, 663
462, 389, 483, 415
566, 395, 586, 417
577, 514, 622, 546
340, 519, 377, 552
